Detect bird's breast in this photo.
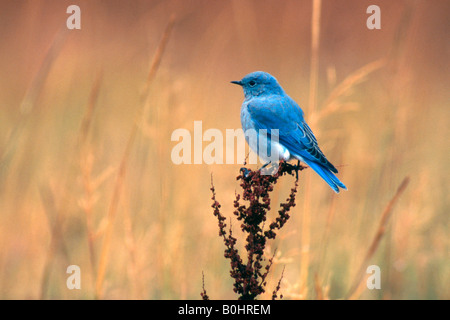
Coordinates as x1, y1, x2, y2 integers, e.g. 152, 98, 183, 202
240, 102, 255, 132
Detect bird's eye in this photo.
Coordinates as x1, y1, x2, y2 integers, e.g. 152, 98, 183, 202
248, 80, 257, 87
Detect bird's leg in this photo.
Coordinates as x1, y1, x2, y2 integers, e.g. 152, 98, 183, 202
260, 161, 271, 170
259, 161, 274, 176
295, 160, 301, 180
283, 160, 303, 180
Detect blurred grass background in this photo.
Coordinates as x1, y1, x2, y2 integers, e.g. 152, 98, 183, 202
0, 0, 448, 299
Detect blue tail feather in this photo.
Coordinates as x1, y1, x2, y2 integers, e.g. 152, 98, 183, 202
305, 161, 347, 193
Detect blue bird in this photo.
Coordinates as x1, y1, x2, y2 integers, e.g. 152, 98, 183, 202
231, 71, 347, 193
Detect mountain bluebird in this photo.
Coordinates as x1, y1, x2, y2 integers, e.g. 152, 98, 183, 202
232, 71, 347, 193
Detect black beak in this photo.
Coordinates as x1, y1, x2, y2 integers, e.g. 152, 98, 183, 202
231, 80, 243, 86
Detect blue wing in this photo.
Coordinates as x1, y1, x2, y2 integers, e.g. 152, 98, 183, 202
245, 95, 346, 192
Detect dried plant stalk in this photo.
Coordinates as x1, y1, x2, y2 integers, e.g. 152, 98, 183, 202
347, 177, 410, 299
208, 161, 304, 299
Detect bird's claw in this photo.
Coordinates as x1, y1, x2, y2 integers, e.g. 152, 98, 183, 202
283, 161, 303, 181
240, 167, 251, 179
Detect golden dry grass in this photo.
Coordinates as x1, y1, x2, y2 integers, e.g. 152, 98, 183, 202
0, 0, 448, 299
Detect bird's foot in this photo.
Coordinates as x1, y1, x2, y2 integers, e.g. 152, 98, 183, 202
282, 160, 305, 181
240, 167, 252, 180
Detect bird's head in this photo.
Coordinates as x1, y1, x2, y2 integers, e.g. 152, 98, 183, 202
231, 71, 285, 99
